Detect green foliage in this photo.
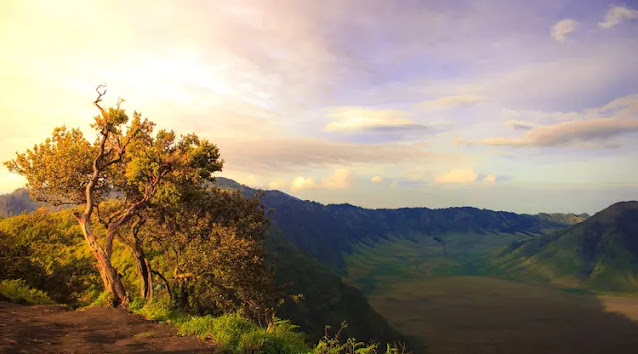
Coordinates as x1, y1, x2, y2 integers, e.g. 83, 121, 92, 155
134, 296, 310, 353
314, 322, 379, 354
0, 279, 55, 305
90, 292, 115, 308
238, 320, 308, 354
312, 321, 410, 353
128, 296, 147, 311
135, 295, 187, 323
144, 187, 277, 321
4, 126, 96, 205
0, 209, 101, 305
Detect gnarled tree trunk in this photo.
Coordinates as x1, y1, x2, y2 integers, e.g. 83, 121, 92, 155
79, 220, 128, 307
122, 217, 153, 300
126, 238, 153, 300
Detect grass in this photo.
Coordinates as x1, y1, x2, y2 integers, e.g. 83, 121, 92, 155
134, 331, 157, 338
343, 232, 528, 295
0, 279, 56, 305
131, 295, 408, 353
132, 296, 309, 353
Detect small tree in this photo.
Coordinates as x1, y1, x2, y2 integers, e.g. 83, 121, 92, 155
142, 185, 278, 323
5, 86, 223, 307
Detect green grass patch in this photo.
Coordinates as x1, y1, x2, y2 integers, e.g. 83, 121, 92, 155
133, 296, 310, 353
343, 232, 528, 295
134, 331, 157, 338
132, 296, 405, 353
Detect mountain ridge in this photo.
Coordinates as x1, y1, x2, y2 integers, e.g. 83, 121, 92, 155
489, 200, 638, 292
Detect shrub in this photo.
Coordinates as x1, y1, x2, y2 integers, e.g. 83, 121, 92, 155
90, 291, 115, 308
238, 319, 308, 354
179, 312, 257, 351
128, 297, 147, 311
134, 296, 311, 353
0, 279, 55, 305
135, 295, 187, 323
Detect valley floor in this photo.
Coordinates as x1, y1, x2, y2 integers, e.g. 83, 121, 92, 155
368, 276, 638, 354
0, 301, 214, 353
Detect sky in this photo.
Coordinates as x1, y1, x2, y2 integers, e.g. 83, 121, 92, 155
1, 0, 637, 214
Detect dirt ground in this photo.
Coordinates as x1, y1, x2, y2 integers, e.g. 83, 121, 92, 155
0, 301, 214, 353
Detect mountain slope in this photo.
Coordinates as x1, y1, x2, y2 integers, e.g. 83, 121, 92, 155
255, 195, 577, 275
267, 230, 410, 347
213, 178, 583, 275
489, 201, 638, 292
0, 189, 45, 218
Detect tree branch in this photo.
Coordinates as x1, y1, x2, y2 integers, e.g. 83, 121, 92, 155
94, 84, 107, 118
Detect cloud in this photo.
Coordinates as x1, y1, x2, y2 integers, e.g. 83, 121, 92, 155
290, 177, 317, 191
500, 108, 582, 122
506, 120, 535, 130
469, 94, 638, 148
598, 5, 638, 29
371, 175, 384, 183
290, 168, 353, 191
325, 106, 417, 132
433, 168, 497, 185
482, 174, 496, 184
322, 168, 353, 189
434, 168, 478, 184
551, 19, 578, 43
417, 95, 486, 113
217, 138, 434, 173
482, 118, 638, 147
234, 174, 258, 187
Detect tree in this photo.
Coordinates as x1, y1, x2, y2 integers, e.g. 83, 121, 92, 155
5, 86, 223, 307
141, 185, 277, 322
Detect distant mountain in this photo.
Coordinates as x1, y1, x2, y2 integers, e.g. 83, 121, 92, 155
0, 189, 45, 218
535, 212, 589, 226
488, 201, 638, 292
213, 178, 582, 274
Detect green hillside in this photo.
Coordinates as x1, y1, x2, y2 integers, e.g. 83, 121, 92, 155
488, 201, 638, 292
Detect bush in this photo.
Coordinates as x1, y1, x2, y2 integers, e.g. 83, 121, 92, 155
238, 319, 308, 354
134, 296, 311, 353
135, 295, 187, 323
0, 279, 55, 305
128, 297, 147, 311
90, 291, 115, 308
179, 312, 258, 351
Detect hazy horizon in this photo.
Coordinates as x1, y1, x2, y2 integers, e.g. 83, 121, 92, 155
1, 0, 637, 214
